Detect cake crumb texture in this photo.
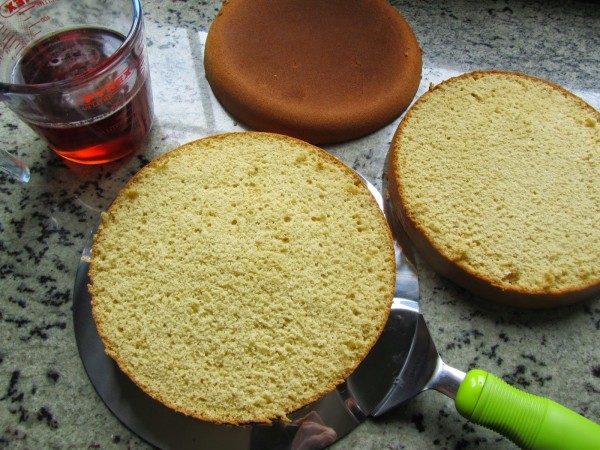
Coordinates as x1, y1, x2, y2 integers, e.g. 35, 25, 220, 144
390, 71, 600, 306
90, 132, 396, 424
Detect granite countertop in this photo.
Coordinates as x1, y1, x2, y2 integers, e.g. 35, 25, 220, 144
1, 0, 599, 449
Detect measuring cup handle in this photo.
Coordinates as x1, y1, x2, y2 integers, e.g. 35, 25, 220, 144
0, 148, 30, 182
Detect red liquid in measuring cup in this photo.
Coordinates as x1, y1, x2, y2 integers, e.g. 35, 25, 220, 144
12, 28, 152, 164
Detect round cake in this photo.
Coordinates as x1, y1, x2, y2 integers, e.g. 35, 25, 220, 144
204, 0, 422, 144
89, 132, 396, 424
387, 71, 600, 308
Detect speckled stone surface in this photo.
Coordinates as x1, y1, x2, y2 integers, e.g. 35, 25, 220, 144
0, 0, 598, 449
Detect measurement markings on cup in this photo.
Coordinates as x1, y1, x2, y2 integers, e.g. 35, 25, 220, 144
23, 13, 50, 39
0, 23, 27, 54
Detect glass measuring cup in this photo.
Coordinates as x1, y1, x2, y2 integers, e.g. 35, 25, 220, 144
0, 0, 154, 181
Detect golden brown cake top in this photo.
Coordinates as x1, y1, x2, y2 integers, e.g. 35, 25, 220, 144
204, 0, 422, 144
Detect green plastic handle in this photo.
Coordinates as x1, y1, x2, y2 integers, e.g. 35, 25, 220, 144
455, 369, 600, 450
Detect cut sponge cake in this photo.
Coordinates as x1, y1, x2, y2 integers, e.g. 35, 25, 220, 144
204, 0, 422, 144
388, 71, 600, 308
89, 132, 396, 424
